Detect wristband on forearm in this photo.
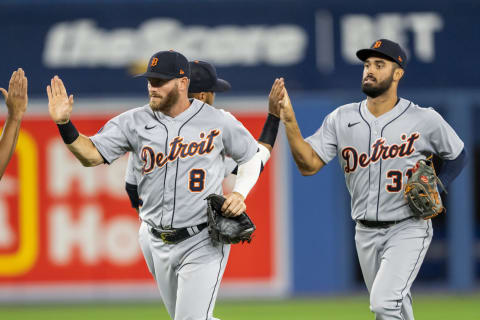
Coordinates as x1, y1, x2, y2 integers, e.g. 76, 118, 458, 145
258, 113, 280, 147
57, 120, 80, 144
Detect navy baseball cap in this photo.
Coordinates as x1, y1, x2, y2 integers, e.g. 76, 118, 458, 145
356, 39, 407, 69
188, 60, 231, 93
135, 50, 191, 80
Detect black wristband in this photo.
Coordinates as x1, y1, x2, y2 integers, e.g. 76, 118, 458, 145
258, 113, 280, 147
57, 120, 80, 144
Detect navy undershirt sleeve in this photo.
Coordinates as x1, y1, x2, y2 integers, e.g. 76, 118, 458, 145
437, 148, 467, 189
125, 182, 141, 209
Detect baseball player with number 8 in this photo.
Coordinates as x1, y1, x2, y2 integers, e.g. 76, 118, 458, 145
273, 39, 467, 319
47, 50, 281, 320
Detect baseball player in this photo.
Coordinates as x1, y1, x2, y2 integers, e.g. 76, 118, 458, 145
46, 50, 274, 320
0, 68, 28, 179
125, 60, 280, 211
273, 39, 467, 319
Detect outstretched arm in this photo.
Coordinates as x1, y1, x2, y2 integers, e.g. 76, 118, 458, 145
221, 79, 326, 215
229, 78, 284, 176
0, 68, 28, 179
257, 78, 285, 152
276, 81, 325, 176
221, 79, 285, 216
47, 76, 104, 167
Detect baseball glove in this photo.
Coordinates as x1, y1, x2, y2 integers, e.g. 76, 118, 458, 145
404, 158, 447, 220
205, 194, 256, 244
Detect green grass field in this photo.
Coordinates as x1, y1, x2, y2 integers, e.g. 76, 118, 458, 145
1, 294, 479, 320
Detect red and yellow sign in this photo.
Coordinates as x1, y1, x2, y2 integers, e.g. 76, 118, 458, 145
0, 114, 277, 287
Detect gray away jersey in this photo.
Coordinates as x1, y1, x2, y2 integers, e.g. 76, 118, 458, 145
305, 98, 464, 221
91, 99, 258, 228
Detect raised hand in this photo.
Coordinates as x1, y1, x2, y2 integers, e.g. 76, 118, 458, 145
268, 78, 285, 117
47, 76, 74, 124
279, 86, 296, 124
0, 68, 28, 121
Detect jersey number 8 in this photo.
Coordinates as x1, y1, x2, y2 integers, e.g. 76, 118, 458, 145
189, 169, 206, 192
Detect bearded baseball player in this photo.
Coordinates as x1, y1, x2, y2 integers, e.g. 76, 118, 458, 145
47, 50, 276, 320
273, 39, 467, 319
125, 60, 280, 211
0, 68, 28, 179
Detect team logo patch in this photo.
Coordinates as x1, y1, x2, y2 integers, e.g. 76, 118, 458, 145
373, 41, 382, 48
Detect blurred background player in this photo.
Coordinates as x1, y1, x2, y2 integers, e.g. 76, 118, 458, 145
0, 68, 28, 179
125, 60, 281, 212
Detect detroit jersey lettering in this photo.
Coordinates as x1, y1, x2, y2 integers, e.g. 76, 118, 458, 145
125, 134, 237, 185
305, 98, 463, 221
140, 129, 220, 173
91, 99, 257, 229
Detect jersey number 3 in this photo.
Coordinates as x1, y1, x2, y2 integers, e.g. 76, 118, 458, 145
386, 169, 414, 193
189, 169, 206, 192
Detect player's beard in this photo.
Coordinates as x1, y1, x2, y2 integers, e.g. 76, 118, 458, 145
361, 72, 394, 98
149, 84, 180, 113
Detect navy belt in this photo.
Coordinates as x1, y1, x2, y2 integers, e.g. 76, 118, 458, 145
358, 216, 414, 229
150, 222, 208, 244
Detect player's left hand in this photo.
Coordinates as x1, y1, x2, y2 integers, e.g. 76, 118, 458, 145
221, 192, 246, 217
0, 68, 28, 121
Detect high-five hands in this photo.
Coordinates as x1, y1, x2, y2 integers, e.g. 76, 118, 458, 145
268, 77, 295, 124
268, 78, 285, 117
